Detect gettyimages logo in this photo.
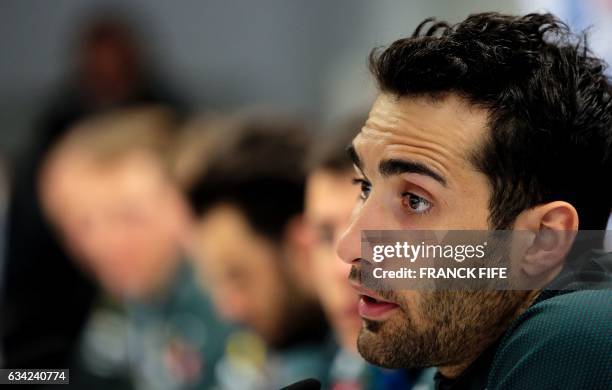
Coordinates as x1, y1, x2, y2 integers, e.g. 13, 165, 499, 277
358, 230, 612, 291
371, 240, 488, 263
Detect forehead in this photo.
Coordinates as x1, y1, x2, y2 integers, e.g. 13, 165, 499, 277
354, 93, 489, 185
197, 204, 277, 267
198, 204, 253, 243
50, 150, 165, 195
44, 150, 168, 218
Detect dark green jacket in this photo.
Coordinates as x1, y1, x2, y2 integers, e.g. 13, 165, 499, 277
436, 252, 612, 390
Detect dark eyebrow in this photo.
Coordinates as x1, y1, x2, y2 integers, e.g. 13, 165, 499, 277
346, 144, 362, 170
379, 159, 447, 186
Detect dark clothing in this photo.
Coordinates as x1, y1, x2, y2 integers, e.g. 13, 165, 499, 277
1, 153, 96, 368
435, 252, 612, 390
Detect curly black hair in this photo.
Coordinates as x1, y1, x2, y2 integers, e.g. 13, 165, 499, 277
369, 12, 612, 229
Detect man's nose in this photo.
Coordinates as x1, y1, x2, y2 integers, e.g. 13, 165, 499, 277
337, 217, 361, 265
333, 250, 352, 280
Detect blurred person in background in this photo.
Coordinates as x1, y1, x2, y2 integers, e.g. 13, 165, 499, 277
304, 115, 434, 390
38, 107, 229, 390
187, 118, 336, 389
1, 11, 183, 370
40, 12, 183, 150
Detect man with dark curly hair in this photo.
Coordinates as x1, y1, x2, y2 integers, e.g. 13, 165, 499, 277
338, 13, 612, 389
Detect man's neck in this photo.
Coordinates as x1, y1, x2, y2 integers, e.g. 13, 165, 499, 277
135, 254, 183, 304
437, 290, 541, 379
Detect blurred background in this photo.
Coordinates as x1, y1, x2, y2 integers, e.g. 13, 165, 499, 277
0, 1, 610, 389
2, 0, 612, 161
3, 0, 416, 160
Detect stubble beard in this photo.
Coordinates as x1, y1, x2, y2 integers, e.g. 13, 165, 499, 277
356, 289, 529, 370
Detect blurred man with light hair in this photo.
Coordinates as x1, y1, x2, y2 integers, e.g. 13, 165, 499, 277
39, 107, 230, 390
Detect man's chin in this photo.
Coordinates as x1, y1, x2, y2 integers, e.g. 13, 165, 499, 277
356, 318, 403, 368
357, 324, 403, 368
362, 317, 384, 333
356, 315, 436, 370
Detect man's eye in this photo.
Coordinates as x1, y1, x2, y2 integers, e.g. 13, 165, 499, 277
403, 193, 432, 214
352, 178, 371, 200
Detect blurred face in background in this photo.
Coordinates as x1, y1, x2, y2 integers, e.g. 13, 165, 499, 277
190, 204, 320, 349
79, 21, 141, 105
305, 168, 361, 353
41, 148, 188, 300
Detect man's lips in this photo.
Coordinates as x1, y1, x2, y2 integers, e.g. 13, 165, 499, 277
349, 281, 400, 320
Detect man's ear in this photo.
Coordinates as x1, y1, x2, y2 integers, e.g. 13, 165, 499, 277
513, 201, 578, 279
283, 215, 318, 292
287, 214, 320, 251
285, 215, 316, 262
